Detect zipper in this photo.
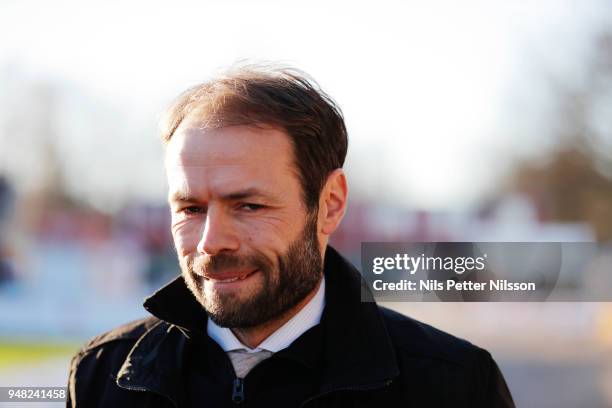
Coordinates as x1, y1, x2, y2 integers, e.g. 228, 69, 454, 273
232, 377, 245, 404
299, 379, 393, 408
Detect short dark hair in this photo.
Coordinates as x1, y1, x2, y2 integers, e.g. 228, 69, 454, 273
159, 63, 348, 211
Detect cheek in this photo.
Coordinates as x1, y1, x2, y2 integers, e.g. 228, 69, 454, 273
242, 218, 301, 258
171, 219, 202, 257
241, 221, 282, 247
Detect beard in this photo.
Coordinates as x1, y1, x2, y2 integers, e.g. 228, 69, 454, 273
179, 212, 323, 328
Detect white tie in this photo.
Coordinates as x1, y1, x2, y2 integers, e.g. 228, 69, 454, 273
227, 349, 274, 378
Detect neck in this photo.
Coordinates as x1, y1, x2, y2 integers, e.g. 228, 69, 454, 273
231, 278, 322, 349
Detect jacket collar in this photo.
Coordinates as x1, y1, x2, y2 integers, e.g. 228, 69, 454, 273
316, 246, 399, 390
117, 246, 399, 402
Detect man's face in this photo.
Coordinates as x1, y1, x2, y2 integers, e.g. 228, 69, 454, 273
165, 123, 323, 328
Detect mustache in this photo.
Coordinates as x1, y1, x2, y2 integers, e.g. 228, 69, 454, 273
188, 252, 271, 276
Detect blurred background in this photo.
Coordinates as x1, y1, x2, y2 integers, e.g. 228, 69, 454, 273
2, 0, 612, 406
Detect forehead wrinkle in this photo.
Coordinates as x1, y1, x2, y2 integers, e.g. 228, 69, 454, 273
166, 149, 297, 180
167, 164, 300, 207
166, 143, 289, 171
165, 124, 302, 202
169, 185, 281, 206
168, 164, 283, 200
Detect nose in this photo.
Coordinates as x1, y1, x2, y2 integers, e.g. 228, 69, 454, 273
196, 207, 240, 256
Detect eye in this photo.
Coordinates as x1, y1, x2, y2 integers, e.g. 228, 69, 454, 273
239, 203, 265, 212
180, 206, 205, 215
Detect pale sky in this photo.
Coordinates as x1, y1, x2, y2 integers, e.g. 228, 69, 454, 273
1, 0, 611, 211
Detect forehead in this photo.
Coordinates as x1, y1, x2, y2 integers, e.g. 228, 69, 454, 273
165, 124, 299, 197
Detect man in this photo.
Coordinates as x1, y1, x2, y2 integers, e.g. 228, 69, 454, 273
67, 64, 514, 407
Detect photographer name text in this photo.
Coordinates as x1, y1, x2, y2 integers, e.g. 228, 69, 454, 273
372, 279, 536, 292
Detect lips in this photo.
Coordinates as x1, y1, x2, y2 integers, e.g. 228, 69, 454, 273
202, 269, 258, 283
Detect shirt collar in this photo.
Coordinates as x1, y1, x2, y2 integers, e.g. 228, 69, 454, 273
207, 276, 326, 353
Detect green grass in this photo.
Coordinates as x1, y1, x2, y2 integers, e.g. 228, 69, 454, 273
0, 341, 80, 369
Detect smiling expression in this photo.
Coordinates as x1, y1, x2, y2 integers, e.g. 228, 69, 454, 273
165, 123, 323, 327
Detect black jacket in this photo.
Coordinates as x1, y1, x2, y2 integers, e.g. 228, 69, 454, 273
67, 246, 514, 407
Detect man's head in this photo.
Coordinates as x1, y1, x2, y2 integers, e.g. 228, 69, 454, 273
162, 64, 348, 328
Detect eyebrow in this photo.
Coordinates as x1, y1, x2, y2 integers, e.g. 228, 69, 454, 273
168, 188, 273, 203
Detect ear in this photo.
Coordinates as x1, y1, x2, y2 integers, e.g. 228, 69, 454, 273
318, 169, 349, 236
